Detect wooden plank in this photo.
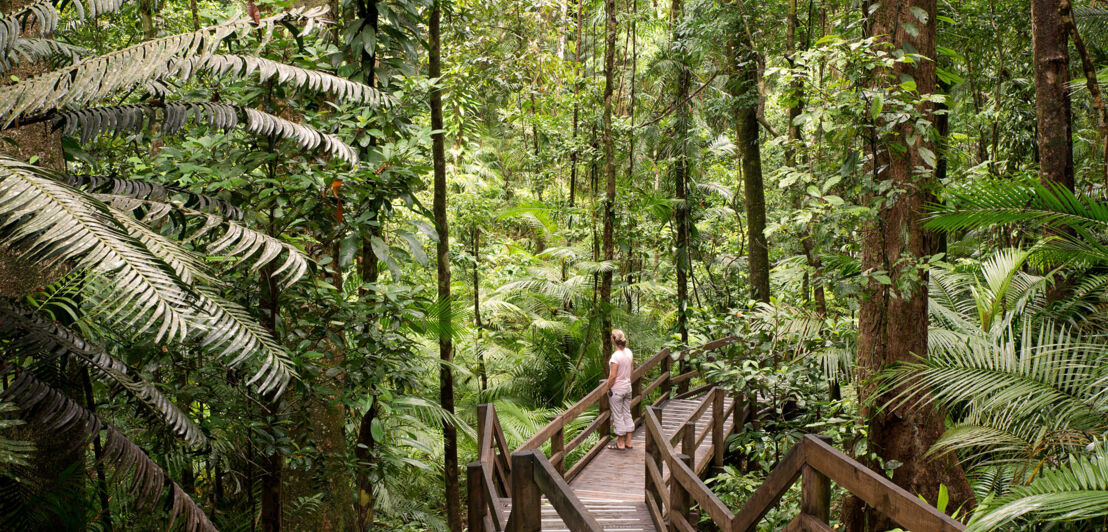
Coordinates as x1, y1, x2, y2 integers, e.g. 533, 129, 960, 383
801, 436, 965, 532
670, 453, 691, 530
509, 453, 541, 532
529, 451, 603, 531
782, 513, 834, 532
667, 450, 735, 527
645, 454, 666, 507
515, 384, 605, 452
641, 372, 669, 400
468, 461, 488, 532
801, 464, 830, 523
633, 347, 672, 381
673, 382, 714, 400
564, 435, 608, 483
550, 427, 565, 473
731, 438, 805, 532
669, 393, 714, 446
482, 465, 507, 531
645, 488, 666, 532
563, 411, 609, 457
670, 370, 698, 387
713, 389, 725, 469
669, 509, 696, 532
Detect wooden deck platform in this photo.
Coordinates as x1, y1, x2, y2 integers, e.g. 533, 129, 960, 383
507, 395, 735, 531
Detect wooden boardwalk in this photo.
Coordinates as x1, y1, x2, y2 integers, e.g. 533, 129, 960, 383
516, 395, 736, 531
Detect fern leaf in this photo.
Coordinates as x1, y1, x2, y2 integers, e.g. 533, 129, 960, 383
65, 174, 242, 219
2, 38, 84, 71
0, 300, 207, 447
0, 371, 216, 532
0, 7, 330, 126
0, 159, 192, 342
181, 54, 391, 107
194, 287, 296, 396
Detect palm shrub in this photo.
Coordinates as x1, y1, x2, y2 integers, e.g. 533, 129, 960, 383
883, 243, 1108, 528
0, 2, 387, 530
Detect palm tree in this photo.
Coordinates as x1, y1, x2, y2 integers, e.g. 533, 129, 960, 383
0, 4, 386, 530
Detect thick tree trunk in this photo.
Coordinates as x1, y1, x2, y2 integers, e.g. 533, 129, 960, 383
599, 0, 617, 360
430, 3, 461, 531
1031, 0, 1074, 192
732, 34, 770, 304
846, 1, 973, 529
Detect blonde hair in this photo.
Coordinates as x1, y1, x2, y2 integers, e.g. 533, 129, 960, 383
611, 329, 627, 349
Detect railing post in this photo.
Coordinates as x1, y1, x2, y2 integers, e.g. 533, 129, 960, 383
467, 461, 487, 532
682, 420, 696, 473
670, 453, 692, 531
478, 403, 491, 451
662, 354, 672, 401
510, 452, 540, 532
647, 406, 665, 520
712, 387, 725, 470
677, 351, 689, 394
632, 372, 642, 422
801, 463, 831, 524
551, 427, 565, 475
598, 379, 611, 440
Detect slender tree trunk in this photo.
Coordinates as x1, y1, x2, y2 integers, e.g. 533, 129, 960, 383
846, 1, 973, 529
1031, 0, 1073, 192
430, 3, 461, 531
82, 368, 112, 531
671, 0, 690, 351
259, 265, 283, 532
599, 0, 618, 360
473, 226, 487, 391
732, 30, 770, 303
1060, 0, 1102, 187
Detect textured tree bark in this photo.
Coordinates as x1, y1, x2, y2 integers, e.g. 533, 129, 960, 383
1031, 0, 1074, 192
846, 1, 973, 529
430, 3, 461, 531
259, 263, 283, 532
732, 31, 770, 304
599, 0, 617, 360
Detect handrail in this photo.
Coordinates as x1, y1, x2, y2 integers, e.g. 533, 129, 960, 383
506, 451, 603, 531
644, 405, 966, 532
468, 336, 743, 531
514, 336, 740, 478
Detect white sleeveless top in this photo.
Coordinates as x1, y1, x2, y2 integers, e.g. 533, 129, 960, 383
609, 348, 633, 393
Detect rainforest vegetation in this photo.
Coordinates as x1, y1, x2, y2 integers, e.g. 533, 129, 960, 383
1, 0, 1108, 529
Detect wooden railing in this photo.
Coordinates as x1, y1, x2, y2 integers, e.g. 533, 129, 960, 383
644, 406, 966, 532
467, 336, 741, 531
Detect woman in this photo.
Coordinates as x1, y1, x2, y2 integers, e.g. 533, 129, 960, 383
606, 329, 635, 450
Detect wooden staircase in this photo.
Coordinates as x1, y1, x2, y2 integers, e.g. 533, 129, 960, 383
467, 337, 966, 532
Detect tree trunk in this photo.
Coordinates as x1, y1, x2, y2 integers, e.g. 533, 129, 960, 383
732, 31, 770, 304
599, 0, 617, 360
430, 3, 461, 531
259, 264, 283, 532
1031, 0, 1074, 192
671, 0, 690, 350
473, 225, 486, 391
846, 1, 973, 529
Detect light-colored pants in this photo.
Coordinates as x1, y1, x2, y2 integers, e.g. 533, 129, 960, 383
610, 389, 634, 436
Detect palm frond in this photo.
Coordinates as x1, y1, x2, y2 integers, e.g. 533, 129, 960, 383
966, 446, 1108, 531
0, 159, 192, 342
885, 320, 1108, 439
0, 300, 207, 447
0, 371, 216, 532
0, 401, 32, 473
64, 174, 242, 219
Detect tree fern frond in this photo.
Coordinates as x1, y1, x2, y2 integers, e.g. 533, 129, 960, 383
0, 159, 192, 342
0, 400, 32, 473
59, 102, 359, 164
108, 206, 211, 285
194, 287, 296, 396
966, 446, 1108, 531
98, 194, 309, 287
0, 371, 216, 532
65, 174, 242, 219
2, 38, 84, 71
0, 7, 330, 126
180, 54, 391, 107
0, 300, 207, 447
